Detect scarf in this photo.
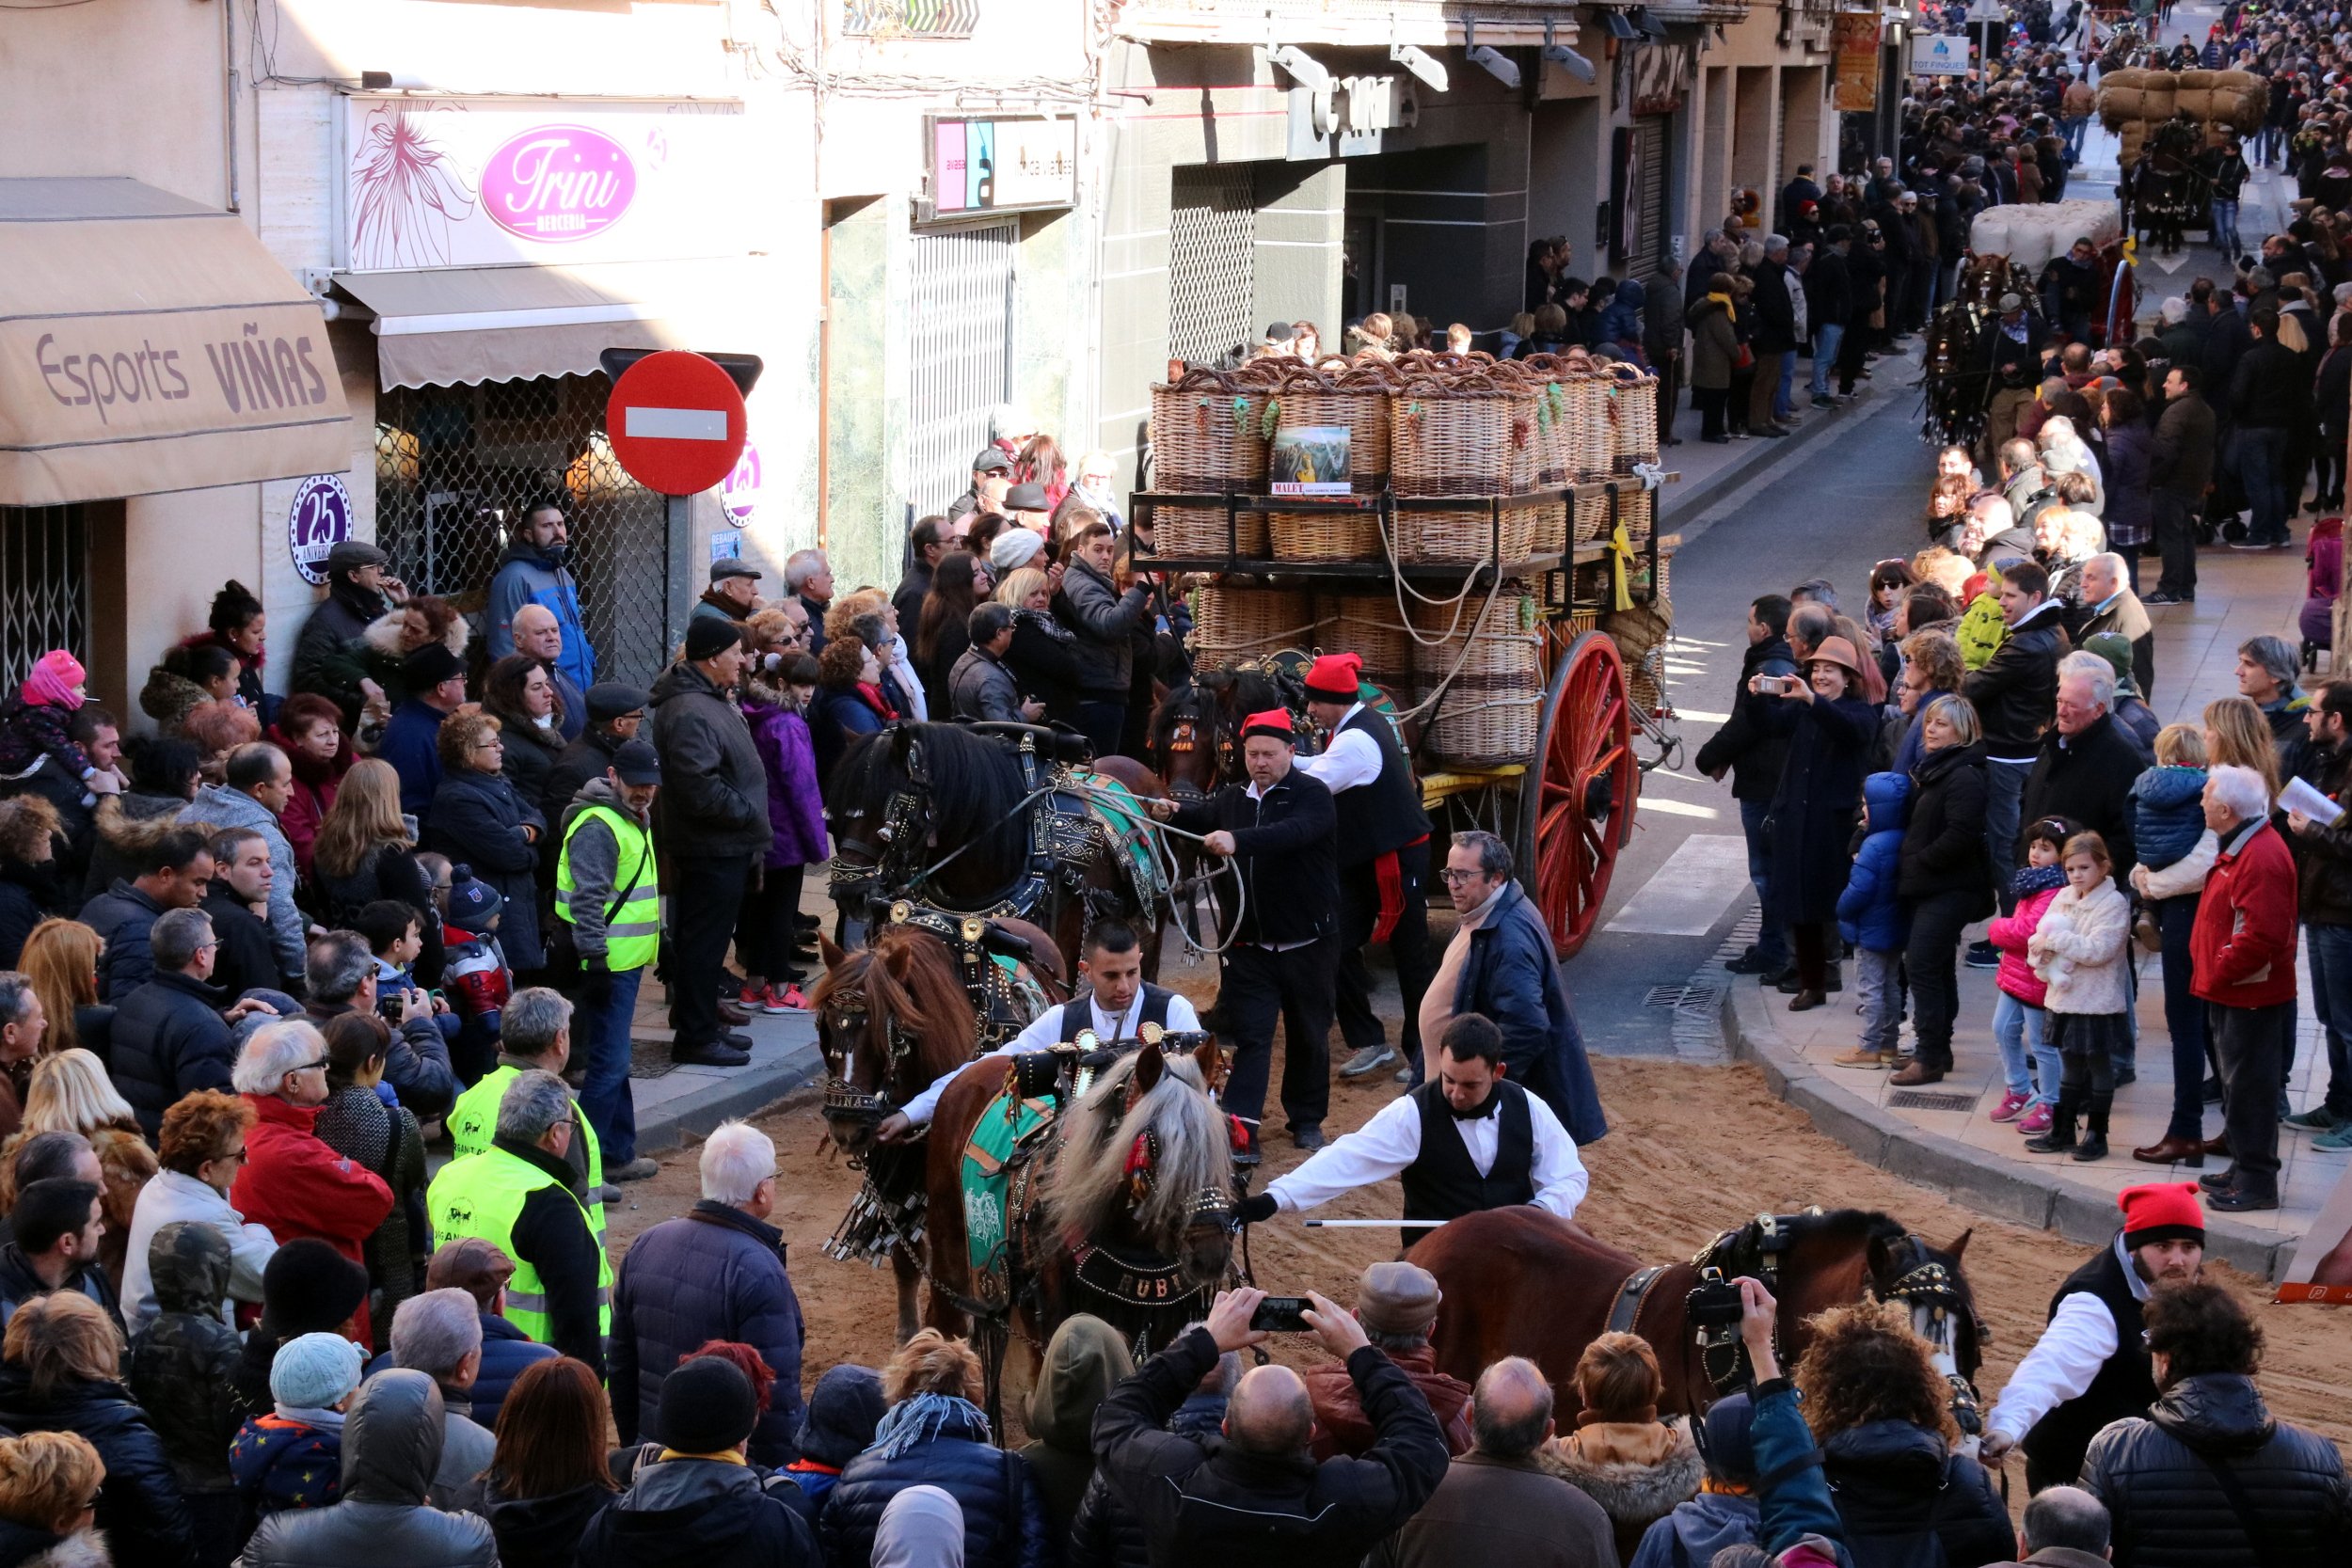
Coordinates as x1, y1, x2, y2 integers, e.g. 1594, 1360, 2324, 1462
19, 651, 84, 710
865, 1393, 991, 1462
857, 682, 900, 721
2010, 862, 2067, 898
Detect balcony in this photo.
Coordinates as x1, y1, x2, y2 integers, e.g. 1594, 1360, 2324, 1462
1111, 0, 1592, 47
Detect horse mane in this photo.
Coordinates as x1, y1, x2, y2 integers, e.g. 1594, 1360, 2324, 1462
805, 926, 975, 1089
1041, 1052, 1230, 1250
825, 722, 1031, 902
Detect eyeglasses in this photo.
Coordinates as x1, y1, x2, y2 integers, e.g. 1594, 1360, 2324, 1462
294, 1057, 328, 1074
473, 739, 503, 752
213, 1146, 249, 1166
1437, 867, 1487, 887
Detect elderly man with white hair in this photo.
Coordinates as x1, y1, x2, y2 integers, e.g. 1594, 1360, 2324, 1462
2078, 552, 2155, 699
2021, 651, 2146, 888
508, 602, 586, 743
387, 1287, 496, 1515
2191, 765, 2299, 1212
229, 1021, 396, 1341
610, 1119, 806, 1465
784, 547, 834, 655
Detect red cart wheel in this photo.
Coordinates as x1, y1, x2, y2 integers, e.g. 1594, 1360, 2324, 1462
1518, 631, 1641, 958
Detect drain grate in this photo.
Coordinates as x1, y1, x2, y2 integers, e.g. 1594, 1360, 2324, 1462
1887, 1089, 1979, 1113
628, 1037, 682, 1081
1645, 983, 1720, 1009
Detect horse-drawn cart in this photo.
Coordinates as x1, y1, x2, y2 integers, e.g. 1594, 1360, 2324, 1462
1133, 355, 1679, 959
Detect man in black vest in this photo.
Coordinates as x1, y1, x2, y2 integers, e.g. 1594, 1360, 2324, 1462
1151, 709, 1339, 1160
1235, 1014, 1588, 1243
879, 917, 1200, 1137
1979, 1180, 2205, 1492
1295, 653, 1438, 1086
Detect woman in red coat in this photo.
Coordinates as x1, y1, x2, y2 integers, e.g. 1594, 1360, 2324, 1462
229, 1020, 394, 1344
2190, 763, 2300, 1213
269, 693, 355, 882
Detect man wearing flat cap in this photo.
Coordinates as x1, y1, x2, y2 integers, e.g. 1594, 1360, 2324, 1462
291, 538, 408, 722
378, 641, 470, 830
949, 446, 1014, 523
1151, 708, 1339, 1159
543, 681, 650, 822
1981, 1180, 2206, 1491
1303, 1261, 1474, 1460
695, 559, 763, 626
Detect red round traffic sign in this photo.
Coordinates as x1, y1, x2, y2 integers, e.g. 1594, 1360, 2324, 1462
606, 351, 748, 496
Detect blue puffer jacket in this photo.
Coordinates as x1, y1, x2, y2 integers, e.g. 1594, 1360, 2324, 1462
367, 1310, 556, 1434
1836, 772, 1912, 952
1597, 277, 1652, 365
2133, 765, 2209, 873
819, 1399, 1051, 1568
485, 543, 596, 693
612, 1202, 806, 1467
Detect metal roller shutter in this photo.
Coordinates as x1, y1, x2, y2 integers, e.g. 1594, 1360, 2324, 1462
1168, 165, 1257, 369
1627, 118, 1670, 281
908, 220, 1019, 516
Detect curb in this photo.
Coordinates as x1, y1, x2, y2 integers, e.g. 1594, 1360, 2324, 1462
1670, 371, 1907, 533
1721, 979, 2294, 1281
632, 1032, 825, 1156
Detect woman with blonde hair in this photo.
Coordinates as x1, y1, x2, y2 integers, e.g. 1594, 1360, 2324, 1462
1790, 1299, 2010, 1565
993, 565, 1079, 724
2201, 696, 2281, 802
821, 1328, 1047, 1568
0, 1429, 109, 1565
6, 1051, 154, 1295
310, 758, 441, 980
14, 921, 104, 1061
0, 1292, 192, 1563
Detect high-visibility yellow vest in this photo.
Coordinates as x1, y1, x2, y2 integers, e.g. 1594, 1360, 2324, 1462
426, 1144, 612, 1352
448, 1064, 607, 1242
556, 803, 659, 973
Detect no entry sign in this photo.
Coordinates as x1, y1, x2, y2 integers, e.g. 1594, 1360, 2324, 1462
606, 350, 748, 496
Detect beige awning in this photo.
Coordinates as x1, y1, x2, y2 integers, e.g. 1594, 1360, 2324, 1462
0, 178, 352, 507
335, 259, 759, 391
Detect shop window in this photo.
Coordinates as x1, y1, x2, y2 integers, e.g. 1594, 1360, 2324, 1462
1168, 165, 1258, 370
373, 373, 671, 688
0, 505, 89, 692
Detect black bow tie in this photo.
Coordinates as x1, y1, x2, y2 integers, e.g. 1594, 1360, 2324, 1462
1450, 1092, 1501, 1122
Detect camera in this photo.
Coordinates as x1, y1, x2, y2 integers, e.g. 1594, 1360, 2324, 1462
1685, 1271, 1746, 1330
376, 994, 409, 1024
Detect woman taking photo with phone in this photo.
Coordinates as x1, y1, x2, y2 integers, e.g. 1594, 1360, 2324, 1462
1752, 637, 1876, 1010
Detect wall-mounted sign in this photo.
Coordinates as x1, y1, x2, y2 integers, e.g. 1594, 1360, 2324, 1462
723, 439, 762, 527
1911, 31, 1971, 73
926, 118, 1076, 218
1287, 73, 1422, 159
1833, 13, 1884, 111
1617, 40, 1697, 117
288, 474, 354, 586
843, 0, 977, 37
341, 97, 750, 271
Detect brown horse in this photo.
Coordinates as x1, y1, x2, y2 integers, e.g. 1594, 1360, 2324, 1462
811, 918, 1067, 1342
1410, 1206, 1985, 1426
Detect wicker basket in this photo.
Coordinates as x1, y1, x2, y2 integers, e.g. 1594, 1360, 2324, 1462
1272, 364, 1395, 493
1269, 506, 1383, 562
1571, 484, 1612, 546
1608, 365, 1661, 474
1563, 374, 1615, 482
1411, 586, 1544, 768
1616, 481, 1657, 545
1322, 594, 1420, 706
1389, 376, 1515, 501
1532, 379, 1573, 489
1391, 502, 1539, 566
1150, 369, 1272, 557
1189, 586, 1320, 668
1532, 497, 1571, 556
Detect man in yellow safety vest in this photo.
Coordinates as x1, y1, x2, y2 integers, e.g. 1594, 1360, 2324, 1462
446, 987, 608, 1236
427, 1069, 611, 1378
555, 738, 663, 1183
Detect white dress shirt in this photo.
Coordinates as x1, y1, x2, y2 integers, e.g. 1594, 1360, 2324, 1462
1264, 1085, 1589, 1219
1984, 1232, 2147, 1444
1293, 703, 1382, 793
900, 988, 1202, 1126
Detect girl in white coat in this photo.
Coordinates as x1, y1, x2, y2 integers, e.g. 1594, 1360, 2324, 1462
2025, 832, 2134, 1162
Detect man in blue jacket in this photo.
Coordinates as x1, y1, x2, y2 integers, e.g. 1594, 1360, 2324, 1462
1434, 831, 1606, 1146
484, 498, 595, 693
611, 1120, 805, 1467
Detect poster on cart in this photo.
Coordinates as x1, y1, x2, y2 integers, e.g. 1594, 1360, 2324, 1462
1270, 427, 1352, 497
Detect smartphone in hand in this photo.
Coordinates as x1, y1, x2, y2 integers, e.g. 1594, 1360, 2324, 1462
1249, 1296, 1314, 1333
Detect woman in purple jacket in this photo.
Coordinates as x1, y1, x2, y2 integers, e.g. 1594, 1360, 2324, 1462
736, 633, 829, 1013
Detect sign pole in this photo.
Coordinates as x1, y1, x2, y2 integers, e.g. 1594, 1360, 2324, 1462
666, 492, 695, 664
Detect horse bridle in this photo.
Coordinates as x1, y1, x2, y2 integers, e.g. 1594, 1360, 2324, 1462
819, 984, 914, 1126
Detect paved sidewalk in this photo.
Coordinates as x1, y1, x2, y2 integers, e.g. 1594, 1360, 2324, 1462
1712, 540, 2343, 1279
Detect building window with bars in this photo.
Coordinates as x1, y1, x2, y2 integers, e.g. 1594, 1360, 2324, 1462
0, 505, 90, 693
1168, 165, 1258, 370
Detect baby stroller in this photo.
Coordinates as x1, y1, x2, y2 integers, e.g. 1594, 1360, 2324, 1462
2302, 515, 2344, 672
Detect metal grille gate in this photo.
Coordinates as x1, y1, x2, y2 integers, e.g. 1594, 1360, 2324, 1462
907, 221, 1019, 517
1168, 165, 1257, 369
0, 505, 89, 692
373, 373, 671, 689
1625, 118, 1671, 282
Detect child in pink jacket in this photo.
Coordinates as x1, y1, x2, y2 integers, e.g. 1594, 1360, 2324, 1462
1987, 816, 2074, 1132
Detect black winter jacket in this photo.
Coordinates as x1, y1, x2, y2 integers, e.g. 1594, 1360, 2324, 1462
821, 1402, 1052, 1568
647, 661, 771, 860
79, 879, 167, 1003
0, 859, 57, 971
485, 1479, 613, 1568
2228, 339, 2307, 430
110, 969, 235, 1142
1054, 558, 1153, 698
199, 884, 280, 1004
0, 1362, 194, 1565
1804, 249, 1854, 334
1070, 1392, 1226, 1568
495, 1137, 608, 1382
1899, 739, 1994, 906
2288, 739, 2352, 926
580, 1453, 820, 1568
1753, 263, 1801, 355
1694, 636, 1800, 800
2082, 1373, 2349, 1567
1818, 1418, 2012, 1568
1092, 1327, 1450, 1568
543, 726, 626, 822
1168, 770, 1338, 946
2020, 713, 2146, 877
1963, 598, 2067, 762
126, 1217, 246, 1493
424, 767, 547, 971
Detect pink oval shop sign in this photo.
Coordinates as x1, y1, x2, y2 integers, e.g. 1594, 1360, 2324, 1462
482, 125, 637, 244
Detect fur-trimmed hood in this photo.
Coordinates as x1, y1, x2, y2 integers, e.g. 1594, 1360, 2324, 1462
1540, 1418, 1704, 1525
360, 607, 469, 661
0, 1519, 109, 1568
94, 792, 192, 853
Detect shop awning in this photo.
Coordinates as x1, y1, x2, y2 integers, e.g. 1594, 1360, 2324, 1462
0, 178, 352, 508
334, 259, 759, 391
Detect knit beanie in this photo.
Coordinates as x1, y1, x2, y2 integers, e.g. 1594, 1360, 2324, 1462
685, 617, 744, 663
261, 1238, 371, 1338
2120, 1180, 2205, 1251
19, 651, 86, 711
990, 529, 1045, 572
271, 1332, 365, 1411
660, 1356, 759, 1454
797, 1365, 887, 1467
445, 865, 504, 929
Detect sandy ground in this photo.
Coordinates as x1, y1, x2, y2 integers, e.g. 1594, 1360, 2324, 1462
603, 1048, 2352, 1472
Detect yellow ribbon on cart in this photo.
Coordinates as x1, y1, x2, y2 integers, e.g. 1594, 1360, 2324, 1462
1607, 522, 1636, 611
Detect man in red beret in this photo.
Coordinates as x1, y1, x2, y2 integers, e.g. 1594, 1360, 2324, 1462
1294, 652, 1437, 1086
1979, 1180, 2205, 1491
1150, 709, 1339, 1160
